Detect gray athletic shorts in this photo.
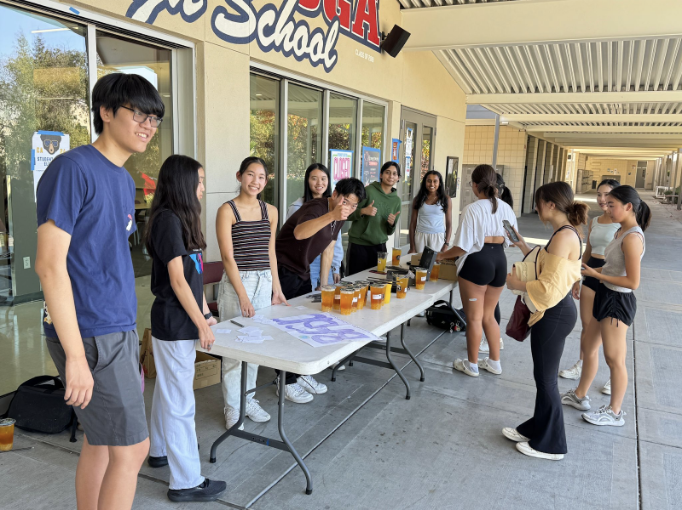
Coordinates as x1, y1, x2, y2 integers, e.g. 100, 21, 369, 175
45, 330, 148, 446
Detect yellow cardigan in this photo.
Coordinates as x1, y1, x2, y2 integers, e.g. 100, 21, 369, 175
525, 249, 582, 326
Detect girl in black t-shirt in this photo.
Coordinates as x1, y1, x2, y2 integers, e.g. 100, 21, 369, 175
144, 155, 226, 502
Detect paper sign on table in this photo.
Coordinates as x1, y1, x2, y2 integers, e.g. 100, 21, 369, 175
269, 313, 379, 348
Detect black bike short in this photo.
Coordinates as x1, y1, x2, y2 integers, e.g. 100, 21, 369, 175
582, 257, 605, 293
458, 243, 507, 287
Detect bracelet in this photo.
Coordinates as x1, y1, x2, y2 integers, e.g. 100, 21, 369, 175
204, 312, 213, 320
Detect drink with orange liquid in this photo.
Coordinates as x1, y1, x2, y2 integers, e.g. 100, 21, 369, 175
415, 267, 427, 290
383, 282, 392, 304
358, 282, 369, 309
340, 288, 354, 315
392, 248, 402, 265
377, 252, 387, 272
370, 283, 385, 310
430, 263, 441, 281
396, 276, 408, 298
320, 285, 335, 312
351, 286, 361, 313
0, 418, 15, 452
333, 284, 343, 311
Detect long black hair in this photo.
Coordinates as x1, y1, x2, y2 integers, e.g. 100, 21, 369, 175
302, 163, 331, 203
238, 156, 267, 200
598, 178, 621, 190
472, 164, 498, 213
414, 170, 447, 212
145, 155, 206, 253
496, 173, 513, 209
608, 185, 652, 231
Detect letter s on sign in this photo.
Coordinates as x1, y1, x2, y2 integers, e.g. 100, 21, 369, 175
211, 0, 257, 43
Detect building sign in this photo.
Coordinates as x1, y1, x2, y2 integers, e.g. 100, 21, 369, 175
126, 0, 381, 73
361, 146, 381, 185
32, 131, 69, 202
330, 149, 353, 185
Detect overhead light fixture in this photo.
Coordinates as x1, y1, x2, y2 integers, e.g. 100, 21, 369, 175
31, 28, 70, 34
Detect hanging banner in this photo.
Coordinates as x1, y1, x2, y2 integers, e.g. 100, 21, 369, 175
31, 131, 70, 202
391, 138, 401, 163
330, 150, 353, 185
361, 147, 381, 185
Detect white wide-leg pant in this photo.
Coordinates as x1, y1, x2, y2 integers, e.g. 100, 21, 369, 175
149, 337, 204, 490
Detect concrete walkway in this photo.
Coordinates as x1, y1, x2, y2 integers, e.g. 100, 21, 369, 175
2, 193, 680, 510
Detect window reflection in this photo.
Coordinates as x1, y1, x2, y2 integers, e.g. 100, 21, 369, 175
250, 74, 279, 207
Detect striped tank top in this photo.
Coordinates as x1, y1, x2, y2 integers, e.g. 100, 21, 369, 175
227, 200, 271, 271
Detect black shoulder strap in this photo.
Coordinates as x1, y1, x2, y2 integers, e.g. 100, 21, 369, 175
545, 225, 583, 258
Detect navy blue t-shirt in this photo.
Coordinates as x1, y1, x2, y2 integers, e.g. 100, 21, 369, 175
36, 144, 138, 338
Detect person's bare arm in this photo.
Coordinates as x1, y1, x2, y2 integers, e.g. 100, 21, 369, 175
583, 220, 593, 263
217, 204, 254, 317
35, 221, 92, 409
293, 204, 351, 240
443, 196, 453, 251
583, 234, 643, 290
319, 240, 335, 286
408, 198, 419, 253
268, 205, 288, 305
168, 257, 214, 349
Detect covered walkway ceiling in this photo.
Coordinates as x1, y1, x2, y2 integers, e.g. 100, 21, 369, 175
401, 0, 682, 159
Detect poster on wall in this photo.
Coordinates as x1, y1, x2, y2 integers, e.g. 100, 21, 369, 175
361, 147, 381, 184
404, 127, 414, 179
391, 139, 401, 163
444, 156, 459, 199
330, 150, 353, 185
31, 131, 70, 202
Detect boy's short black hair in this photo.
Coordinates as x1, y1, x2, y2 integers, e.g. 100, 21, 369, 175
380, 161, 401, 178
334, 178, 366, 202
92, 73, 165, 135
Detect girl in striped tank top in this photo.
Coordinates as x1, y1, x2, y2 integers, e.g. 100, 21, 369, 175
216, 157, 287, 430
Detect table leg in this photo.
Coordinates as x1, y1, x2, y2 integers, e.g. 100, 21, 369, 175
385, 330, 411, 400
209, 365, 313, 495
277, 371, 313, 495
400, 323, 425, 382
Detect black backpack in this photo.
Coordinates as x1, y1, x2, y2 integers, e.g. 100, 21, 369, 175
426, 300, 467, 333
7, 376, 78, 442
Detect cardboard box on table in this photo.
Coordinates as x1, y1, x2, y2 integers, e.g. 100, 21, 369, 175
410, 254, 458, 282
139, 328, 221, 390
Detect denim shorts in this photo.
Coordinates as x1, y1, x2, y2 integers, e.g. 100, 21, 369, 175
45, 330, 148, 446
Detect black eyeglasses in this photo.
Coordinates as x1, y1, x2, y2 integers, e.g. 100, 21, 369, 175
120, 105, 163, 128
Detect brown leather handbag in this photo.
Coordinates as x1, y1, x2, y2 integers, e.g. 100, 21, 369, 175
506, 296, 532, 341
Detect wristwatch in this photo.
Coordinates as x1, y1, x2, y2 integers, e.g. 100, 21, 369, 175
204, 312, 213, 320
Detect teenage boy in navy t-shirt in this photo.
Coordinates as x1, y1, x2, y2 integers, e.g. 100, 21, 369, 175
35, 73, 164, 510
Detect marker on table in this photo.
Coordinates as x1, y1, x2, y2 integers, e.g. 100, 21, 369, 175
230, 319, 244, 327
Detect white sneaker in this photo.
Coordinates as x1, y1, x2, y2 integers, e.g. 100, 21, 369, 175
561, 389, 591, 411
601, 379, 611, 395
223, 406, 245, 431
477, 357, 502, 375
516, 441, 564, 461
479, 338, 503, 353
582, 405, 625, 427
453, 359, 479, 377
559, 360, 582, 380
502, 427, 529, 442
245, 398, 270, 423
297, 375, 328, 395
276, 381, 314, 404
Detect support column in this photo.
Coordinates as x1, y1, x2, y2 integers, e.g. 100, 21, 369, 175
492, 114, 500, 169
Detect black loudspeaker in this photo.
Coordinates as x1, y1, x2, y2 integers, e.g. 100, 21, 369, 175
381, 25, 411, 58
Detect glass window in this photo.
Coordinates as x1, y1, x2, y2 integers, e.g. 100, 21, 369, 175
250, 74, 279, 207
96, 32, 173, 278
286, 83, 322, 210
328, 92, 357, 183
421, 126, 433, 181
360, 101, 385, 185
0, 5, 89, 303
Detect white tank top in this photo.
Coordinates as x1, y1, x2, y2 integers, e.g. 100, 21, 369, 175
602, 226, 645, 293
589, 216, 620, 257
416, 202, 446, 234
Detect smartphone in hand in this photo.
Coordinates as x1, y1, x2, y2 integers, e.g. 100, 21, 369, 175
503, 220, 520, 242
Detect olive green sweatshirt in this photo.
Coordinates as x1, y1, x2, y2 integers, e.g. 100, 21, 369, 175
348, 181, 402, 246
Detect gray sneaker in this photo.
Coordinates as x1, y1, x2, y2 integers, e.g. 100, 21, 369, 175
582, 405, 626, 427
561, 389, 591, 411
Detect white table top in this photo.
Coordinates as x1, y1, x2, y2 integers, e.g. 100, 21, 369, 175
201, 257, 457, 376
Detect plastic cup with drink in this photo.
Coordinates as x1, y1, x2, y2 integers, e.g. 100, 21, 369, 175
430, 262, 441, 281
396, 276, 408, 298
414, 267, 427, 290
0, 418, 15, 452
370, 283, 385, 310
383, 282, 392, 304
340, 288, 355, 315
392, 248, 402, 266
377, 252, 387, 272
321, 285, 335, 312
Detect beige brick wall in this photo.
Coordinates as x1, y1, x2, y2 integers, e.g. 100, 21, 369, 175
463, 126, 528, 216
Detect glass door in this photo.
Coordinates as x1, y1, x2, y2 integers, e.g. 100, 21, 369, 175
397, 108, 436, 249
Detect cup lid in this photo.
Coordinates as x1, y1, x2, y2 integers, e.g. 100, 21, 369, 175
0, 418, 16, 426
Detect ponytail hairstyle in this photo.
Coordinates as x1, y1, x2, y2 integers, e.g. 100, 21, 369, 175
534, 181, 589, 231
238, 156, 268, 200
145, 155, 206, 253
496, 172, 514, 208
471, 164, 498, 213
607, 185, 652, 231
415, 170, 447, 212
598, 178, 621, 191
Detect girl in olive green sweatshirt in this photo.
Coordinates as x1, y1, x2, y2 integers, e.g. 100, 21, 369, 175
347, 162, 402, 275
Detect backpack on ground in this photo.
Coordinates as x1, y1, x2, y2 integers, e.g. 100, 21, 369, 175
426, 300, 467, 333
7, 376, 78, 442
